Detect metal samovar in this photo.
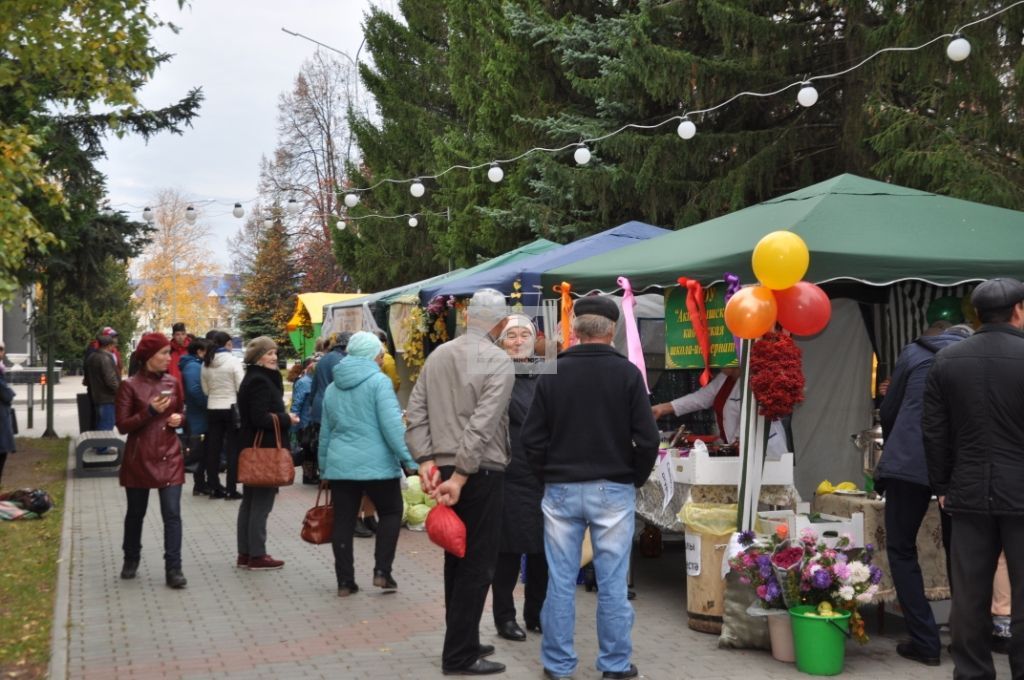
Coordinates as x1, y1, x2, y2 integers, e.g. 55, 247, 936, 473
851, 409, 884, 477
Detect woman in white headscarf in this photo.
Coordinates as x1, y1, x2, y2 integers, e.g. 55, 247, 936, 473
490, 314, 548, 641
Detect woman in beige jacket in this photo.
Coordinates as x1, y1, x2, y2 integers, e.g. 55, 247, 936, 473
201, 331, 244, 498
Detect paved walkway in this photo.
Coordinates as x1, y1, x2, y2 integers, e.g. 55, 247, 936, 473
51, 466, 1007, 680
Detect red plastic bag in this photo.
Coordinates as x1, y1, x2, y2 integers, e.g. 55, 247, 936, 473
425, 504, 466, 558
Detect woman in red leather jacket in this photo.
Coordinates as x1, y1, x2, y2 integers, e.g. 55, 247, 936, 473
115, 332, 188, 589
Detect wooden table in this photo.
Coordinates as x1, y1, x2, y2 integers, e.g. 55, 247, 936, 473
811, 493, 949, 602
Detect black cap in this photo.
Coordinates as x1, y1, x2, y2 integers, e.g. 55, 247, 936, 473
970, 278, 1024, 311
573, 295, 620, 323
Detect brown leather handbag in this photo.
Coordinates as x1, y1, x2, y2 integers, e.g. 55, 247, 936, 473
301, 486, 334, 544
238, 416, 295, 487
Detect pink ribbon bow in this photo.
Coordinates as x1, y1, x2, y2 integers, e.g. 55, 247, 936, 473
617, 276, 650, 393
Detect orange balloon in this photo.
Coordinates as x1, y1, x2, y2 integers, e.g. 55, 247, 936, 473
725, 286, 778, 339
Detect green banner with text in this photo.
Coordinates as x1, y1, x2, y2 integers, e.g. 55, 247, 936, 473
664, 283, 738, 369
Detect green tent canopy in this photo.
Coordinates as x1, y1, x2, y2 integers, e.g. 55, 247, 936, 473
543, 174, 1024, 293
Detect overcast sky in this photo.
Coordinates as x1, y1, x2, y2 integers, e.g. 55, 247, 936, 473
97, 0, 396, 268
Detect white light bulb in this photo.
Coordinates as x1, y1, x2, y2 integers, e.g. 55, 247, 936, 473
408, 216, 419, 227
797, 84, 818, 108
344, 193, 359, 208
232, 203, 244, 219
263, 217, 273, 229
142, 207, 154, 223
947, 36, 971, 62
337, 221, 347, 231
574, 145, 591, 166
287, 197, 300, 215
410, 181, 425, 198
677, 119, 696, 140
487, 164, 504, 183
185, 206, 197, 223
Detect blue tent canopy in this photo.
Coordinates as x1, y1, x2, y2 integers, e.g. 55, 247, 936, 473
418, 221, 669, 304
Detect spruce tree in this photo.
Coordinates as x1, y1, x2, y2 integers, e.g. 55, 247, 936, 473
238, 219, 299, 356
344, 0, 1023, 289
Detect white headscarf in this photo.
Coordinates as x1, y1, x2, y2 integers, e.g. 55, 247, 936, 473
498, 314, 536, 359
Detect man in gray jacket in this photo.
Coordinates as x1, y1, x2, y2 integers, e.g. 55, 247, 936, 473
406, 288, 515, 676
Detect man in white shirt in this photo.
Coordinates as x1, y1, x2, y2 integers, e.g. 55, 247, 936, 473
651, 367, 788, 458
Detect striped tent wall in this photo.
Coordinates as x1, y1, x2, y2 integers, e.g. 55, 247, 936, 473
883, 281, 975, 372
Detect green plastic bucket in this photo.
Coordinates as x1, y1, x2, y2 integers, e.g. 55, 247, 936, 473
790, 605, 851, 675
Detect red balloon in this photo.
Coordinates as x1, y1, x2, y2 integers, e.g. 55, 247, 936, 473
724, 286, 778, 339
774, 281, 831, 336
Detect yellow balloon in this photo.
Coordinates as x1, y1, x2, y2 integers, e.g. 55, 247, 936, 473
752, 231, 810, 290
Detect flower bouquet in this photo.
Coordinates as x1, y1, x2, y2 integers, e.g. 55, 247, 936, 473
728, 524, 789, 611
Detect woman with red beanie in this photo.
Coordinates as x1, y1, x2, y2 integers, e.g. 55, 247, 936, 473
115, 332, 188, 589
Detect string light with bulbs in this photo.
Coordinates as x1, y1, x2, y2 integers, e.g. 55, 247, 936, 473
121, 3, 1021, 226
336, 3, 1019, 207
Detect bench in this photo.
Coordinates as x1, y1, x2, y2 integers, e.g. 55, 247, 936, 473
71, 430, 125, 477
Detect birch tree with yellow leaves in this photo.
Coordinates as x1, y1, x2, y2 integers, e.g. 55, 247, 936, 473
133, 189, 219, 333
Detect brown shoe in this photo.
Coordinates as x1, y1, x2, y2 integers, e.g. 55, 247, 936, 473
248, 555, 284, 570
236, 554, 249, 569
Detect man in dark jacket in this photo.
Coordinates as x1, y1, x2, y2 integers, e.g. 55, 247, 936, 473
877, 323, 972, 666
309, 331, 351, 427
84, 335, 122, 437
923, 278, 1024, 679
522, 295, 659, 680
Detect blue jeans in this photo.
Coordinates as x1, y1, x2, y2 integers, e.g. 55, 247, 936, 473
541, 480, 636, 676
94, 402, 115, 431
94, 403, 115, 452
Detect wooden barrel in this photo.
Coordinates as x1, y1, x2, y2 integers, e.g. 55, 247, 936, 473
685, 531, 730, 634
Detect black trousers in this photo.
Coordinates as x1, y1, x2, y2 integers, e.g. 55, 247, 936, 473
329, 478, 403, 586
122, 485, 183, 569
492, 551, 548, 627
204, 409, 238, 493
949, 513, 1024, 680
439, 466, 503, 671
884, 479, 941, 656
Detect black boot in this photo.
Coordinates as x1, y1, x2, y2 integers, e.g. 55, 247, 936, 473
354, 517, 373, 538
165, 569, 187, 589
121, 559, 139, 580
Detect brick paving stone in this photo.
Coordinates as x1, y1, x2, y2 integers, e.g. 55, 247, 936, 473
53, 473, 1009, 679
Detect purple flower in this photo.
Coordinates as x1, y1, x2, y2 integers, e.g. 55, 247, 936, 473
869, 565, 883, 585
738, 530, 756, 546
765, 581, 782, 602
811, 568, 832, 589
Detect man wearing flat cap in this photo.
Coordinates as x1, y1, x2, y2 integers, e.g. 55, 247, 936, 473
522, 294, 659, 680
923, 277, 1024, 678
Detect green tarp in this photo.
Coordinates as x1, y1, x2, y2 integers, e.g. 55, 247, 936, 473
543, 174, 1024, 293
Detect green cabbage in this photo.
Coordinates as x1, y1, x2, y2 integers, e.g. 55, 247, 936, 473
402, 475, 425, 506
405, 503, 431, 526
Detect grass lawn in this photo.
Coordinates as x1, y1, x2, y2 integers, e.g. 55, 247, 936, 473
0, 437, 69, 680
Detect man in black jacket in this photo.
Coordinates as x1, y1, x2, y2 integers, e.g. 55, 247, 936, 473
522, 295, 659, 680
878, 323, 972, 666
923, 278, 1024, 679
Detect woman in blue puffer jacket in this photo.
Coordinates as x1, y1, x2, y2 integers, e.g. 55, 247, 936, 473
319, 332, 417, 597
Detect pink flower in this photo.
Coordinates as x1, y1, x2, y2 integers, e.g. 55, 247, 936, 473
832, 562, 851, 581
756, 585, 768, 599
